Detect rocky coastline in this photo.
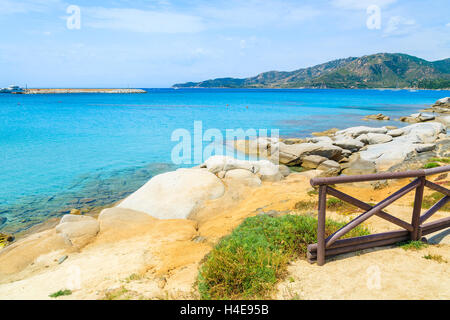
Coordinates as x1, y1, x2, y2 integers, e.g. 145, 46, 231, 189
0, 97, 449, 299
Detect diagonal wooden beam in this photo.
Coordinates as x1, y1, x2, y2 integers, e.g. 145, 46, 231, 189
327, 187, 414, 232
325, 178, 420, 248
425, 180, 450, 197
419, 195, 450, 224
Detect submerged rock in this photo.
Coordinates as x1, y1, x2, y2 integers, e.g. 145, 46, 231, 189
400, 113, 435, 123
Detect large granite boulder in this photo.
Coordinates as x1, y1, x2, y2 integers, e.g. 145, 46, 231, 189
278, 142, 343, 165
224, 169, 262, 187
363, 113, 390, 121
435, 115, 450, 128
366, 133, 393, 145
400, 122, 446, 144
433, 97, 450, 107
203, 155, 257, 173
400, 113, 435, 123
359, 122, 446, 171
118, 168, 225, 219
301, 155, 328, 169
335, 126, 388, 138
56, 214, 100, 248
387, 128, 404, 137
342, 157, 377, 175
317, 160, 341, 177
332, 137, 364, 152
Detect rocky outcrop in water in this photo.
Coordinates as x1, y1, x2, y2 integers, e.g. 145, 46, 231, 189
363, 113, 390, 121
422, 97, 450, 114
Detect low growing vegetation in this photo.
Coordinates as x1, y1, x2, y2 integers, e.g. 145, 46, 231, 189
398, 240, 428, 251
423, 254, 447, 263
428, 157, 450, 164
294, 197, 359, 215
423, 162, 440, 169
49, 289, 72, 298
420, 192, 450, 211
198, 214, 369, 300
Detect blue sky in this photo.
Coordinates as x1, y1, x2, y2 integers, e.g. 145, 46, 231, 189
1, 0, 449, 87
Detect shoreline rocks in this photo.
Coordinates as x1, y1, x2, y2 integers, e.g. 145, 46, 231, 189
362, 113, 390, 121
118, 168, 225, 220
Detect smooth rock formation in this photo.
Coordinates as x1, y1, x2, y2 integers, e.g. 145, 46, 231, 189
278, 164, 291, 177
335, 126, 388, 138
366, 133, 393, 145
317, 160, 341, 176
224, 169, 262, 187
435, 115, 450, 128
341, 157, 377, 175
203, 155, 257, 173
400, 113, 435, 123
333, 138, 364, 152
359, 122, 445, 171
387, 129, 404, 137
301, 155, 328, 169
278, 142, 343, 165
363, 113, 390, 121
56, 215, 100, 248
118, 168, 225, 219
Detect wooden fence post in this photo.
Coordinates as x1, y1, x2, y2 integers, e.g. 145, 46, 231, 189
317, 185, 327, 266
411, 176, 425, 241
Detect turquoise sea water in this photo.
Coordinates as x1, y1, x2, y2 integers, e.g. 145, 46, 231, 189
1, 88, 449, 233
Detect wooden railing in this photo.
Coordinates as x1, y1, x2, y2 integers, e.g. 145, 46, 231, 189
307, 165, 450, 265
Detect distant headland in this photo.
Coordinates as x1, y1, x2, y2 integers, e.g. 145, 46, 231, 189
173, 53, 450, 90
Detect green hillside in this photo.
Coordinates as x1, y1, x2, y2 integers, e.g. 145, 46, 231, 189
173, 53, 450, 89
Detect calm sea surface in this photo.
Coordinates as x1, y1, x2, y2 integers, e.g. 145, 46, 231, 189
1, 88, 449, 232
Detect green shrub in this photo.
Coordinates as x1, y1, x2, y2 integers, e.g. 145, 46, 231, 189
198, 214, 369, 300
423, 162, 440, 169
49, 289, 72, 298
429, 157, 450, 164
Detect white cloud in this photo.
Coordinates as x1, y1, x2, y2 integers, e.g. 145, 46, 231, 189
383, 15, 416, 36
446, 22, 450, 27
84, 7, 204, 33
331, 0, 396, 10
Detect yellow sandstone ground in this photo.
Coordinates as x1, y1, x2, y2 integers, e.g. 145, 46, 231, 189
0, 172, 448, 300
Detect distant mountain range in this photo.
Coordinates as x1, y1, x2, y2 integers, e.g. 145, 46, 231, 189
173, 53, 450, 89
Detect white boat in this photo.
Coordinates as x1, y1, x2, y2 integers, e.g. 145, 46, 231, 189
0, 85, 24, 93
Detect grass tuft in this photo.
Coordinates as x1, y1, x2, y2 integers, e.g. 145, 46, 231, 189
398, 240, 428, 251
49, 289, 72, 298
429, 157, 450, 164
417, 192, 450, 211
423, 162, 440, 169
294, 197, 359, 215
198, 214, 369, 300
423, 254, 447, 263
